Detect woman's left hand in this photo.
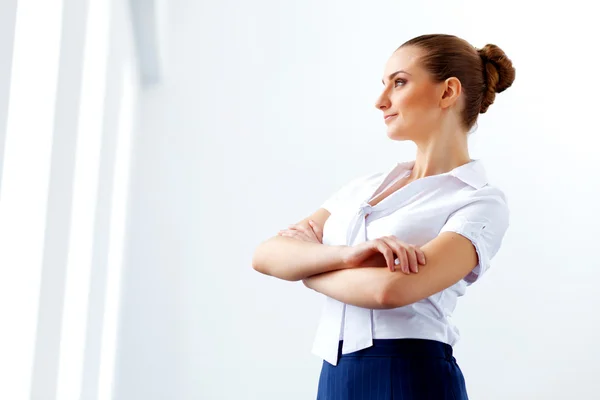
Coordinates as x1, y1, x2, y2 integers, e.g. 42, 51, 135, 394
277, 220, 323, 244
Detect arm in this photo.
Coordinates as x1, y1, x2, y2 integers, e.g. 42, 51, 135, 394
380, 194, 510, 306
303, 231, 478, 309
302, 267, 392, 309
379, 231, 478, 307
254, 173, 367, 282
304, 193, 510, 309
252, 235, 348, 282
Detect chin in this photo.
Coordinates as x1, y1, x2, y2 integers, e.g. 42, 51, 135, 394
386, 128, 411, 141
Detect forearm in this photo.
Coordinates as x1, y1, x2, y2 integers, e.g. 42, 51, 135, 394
252, 236, 348, 281
302, 267, 394, 309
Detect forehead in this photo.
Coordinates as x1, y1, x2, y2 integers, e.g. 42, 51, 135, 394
382, 46, 424, 77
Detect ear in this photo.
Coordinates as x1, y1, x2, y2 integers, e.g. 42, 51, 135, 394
439, 77, 462, 109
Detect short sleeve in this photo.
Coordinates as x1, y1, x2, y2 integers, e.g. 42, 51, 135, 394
439, 192, 510, 284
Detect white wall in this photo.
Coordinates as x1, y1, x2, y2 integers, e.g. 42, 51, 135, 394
122, 0, 600, 399
0, 0, 17, 191
0, 0, 140, 398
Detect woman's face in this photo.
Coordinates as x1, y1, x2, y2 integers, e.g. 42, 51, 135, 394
375, 46, 447, 141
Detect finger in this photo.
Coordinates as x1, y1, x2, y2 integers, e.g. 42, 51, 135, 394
281, 230, 301, 238
405, 246, 419, 273
296, 224, 319, 242
292, 224, 313, 237
381, 237, 408, 273
279, 232, 292, 237
395, 242, 418, 273
292, 231, 309, 240
385, 237, 410, 273
308, 220, 323, 243
397, 247, 409, 274
379, 237, 397, 272
309, 220, 324, 242
285, 229, 314, 242
400, 244, 411, 273
375, 240, 395, 272
288, 226, 315, 242
417, 248, 426, 265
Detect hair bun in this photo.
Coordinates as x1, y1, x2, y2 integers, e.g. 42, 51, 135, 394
478, 44, 516, 113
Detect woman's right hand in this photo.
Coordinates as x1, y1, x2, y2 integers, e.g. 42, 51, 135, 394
341, 236, 427, 274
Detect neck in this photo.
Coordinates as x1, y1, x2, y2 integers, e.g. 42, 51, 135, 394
409, 130, 471, 180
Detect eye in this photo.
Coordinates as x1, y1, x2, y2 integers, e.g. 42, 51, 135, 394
394, 78, 406, 87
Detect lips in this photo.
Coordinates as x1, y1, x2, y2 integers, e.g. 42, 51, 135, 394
384, 114, 398, 121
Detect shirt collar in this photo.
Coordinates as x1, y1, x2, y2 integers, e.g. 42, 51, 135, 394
393, 158, 488, 190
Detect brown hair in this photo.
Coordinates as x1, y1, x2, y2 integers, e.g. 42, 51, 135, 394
398, 34, 516, 131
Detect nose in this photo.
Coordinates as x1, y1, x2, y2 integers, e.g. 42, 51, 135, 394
375, 90, 391, 111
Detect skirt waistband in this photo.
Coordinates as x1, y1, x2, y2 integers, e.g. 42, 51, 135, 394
338, 339, 454, 361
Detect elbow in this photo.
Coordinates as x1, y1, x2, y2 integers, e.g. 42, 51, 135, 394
252, 252, 274, 277
252, 261, 266, 275
376, 280, 408, 309
374, 289, 397, 309
254, 265, 299, 282
251, 238, 275, 273
251, 248, 265, 273
252, 259, 279, 279
251, 247, 274, 277
251, 249, 299, 282
251, 241, 272, 274
377, 292, 406, 310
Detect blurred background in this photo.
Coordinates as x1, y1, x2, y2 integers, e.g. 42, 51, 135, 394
1, 0, 599, 399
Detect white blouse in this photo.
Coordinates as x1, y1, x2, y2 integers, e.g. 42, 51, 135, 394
311, 159, 510, 366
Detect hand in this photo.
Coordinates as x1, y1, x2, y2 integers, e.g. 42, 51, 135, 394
341, 236, 426, 274
277, 220, 323, 244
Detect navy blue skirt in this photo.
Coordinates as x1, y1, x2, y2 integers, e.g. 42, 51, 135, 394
316, 339, 468, 400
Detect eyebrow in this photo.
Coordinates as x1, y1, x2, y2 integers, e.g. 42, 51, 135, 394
382, 70, 412, 85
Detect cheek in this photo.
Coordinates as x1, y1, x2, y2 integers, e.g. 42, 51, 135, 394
395, 90, 436, 123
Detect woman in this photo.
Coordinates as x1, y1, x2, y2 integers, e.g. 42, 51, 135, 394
254, 33, 515, 399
